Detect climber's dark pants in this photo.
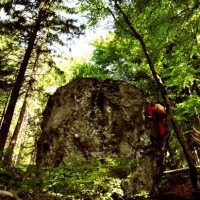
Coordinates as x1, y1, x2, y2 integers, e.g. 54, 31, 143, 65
147, 106, 166, 137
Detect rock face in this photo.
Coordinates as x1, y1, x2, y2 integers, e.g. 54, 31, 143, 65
36, 78, 167, 197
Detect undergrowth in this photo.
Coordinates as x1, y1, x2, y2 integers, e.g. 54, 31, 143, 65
0, 157, 138, 199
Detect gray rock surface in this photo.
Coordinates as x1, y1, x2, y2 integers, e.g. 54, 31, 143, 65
36, 78, 167, 197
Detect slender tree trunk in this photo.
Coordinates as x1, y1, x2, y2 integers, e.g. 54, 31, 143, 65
0, 0, 47, 152
113, 1, 199, 191
3, 84, 32, 166
14, 112, 29, 165
30, 125, 41, 164
3, 47, 41, 166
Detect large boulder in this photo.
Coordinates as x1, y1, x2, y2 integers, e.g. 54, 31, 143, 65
36, 78, 167, 197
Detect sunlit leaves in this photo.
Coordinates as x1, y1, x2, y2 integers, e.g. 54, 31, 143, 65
175, 95, 200, 121
0, 158, 126, 198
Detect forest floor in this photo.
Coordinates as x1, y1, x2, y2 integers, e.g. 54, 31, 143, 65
122, 172, 194, 200
19, 171, 195, 200
157, 171, 193, 199
113, 171, 194, 200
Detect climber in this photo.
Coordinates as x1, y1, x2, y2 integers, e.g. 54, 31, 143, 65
146, 101, 166, 138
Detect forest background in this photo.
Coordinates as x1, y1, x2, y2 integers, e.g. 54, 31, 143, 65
0, 0, 199, 199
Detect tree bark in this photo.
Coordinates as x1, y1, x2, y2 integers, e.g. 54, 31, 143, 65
0, 1, 47, 152
113, 0, 199, 191
3, 47, 40, 166
3, 81, 33, 166
15, 111, 29, 165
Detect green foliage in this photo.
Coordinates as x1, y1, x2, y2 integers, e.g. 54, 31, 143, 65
167, 131, 188, 169
72, 62, 112, 80
75, 0, 200, 172
0, 0, 199, 181
0, 0, 87, 163
0, 157, 139, 198
0, 34, 21, 116
71, 33, 153, 91
174, 95, 200, 122
79, 0, 109, 26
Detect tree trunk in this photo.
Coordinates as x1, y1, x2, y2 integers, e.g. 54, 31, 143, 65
3, 83, 32, 166
0, 1, 47, 152
114, 1, 199, 191
3, 46, 41, 166
14, 112, 29, 165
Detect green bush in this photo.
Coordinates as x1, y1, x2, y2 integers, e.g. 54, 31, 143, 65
0, 157, 133, 199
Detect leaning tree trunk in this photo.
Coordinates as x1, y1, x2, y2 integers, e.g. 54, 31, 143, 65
0, 0, 47, 152
3, 47, 40, 166
3, 88, 30, 166
113, 1, 199, 191
3, 81, 33, 166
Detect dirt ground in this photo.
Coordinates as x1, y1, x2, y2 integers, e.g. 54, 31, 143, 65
158, 172, 192, 197
128, 172, 194, 200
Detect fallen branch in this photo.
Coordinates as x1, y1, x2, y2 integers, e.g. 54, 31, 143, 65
164, 166, 200, 174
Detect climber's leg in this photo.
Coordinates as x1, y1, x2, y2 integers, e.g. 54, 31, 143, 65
157, 119, 165, 137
